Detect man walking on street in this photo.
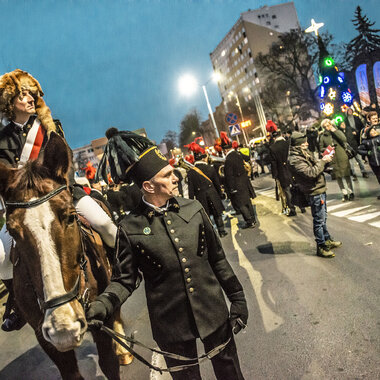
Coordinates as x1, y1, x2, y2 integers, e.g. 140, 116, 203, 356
288, 132, 342, 258
87, 129, 248, 380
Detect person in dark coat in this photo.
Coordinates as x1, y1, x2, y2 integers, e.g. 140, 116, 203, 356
319, 119, 354, 201
358, 126, 380, 199
339, 120, 368, 180
87, 130, 248, 380
0, 69, 117, 331
221, 132, 258, 229
269, 131, 298, 216
288, 132, 342, 258
187, 145, 227, 237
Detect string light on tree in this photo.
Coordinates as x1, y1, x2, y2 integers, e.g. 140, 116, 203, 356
305, 18, 355, 124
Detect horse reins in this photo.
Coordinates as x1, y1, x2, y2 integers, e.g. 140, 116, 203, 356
5, 185, 232, 373
4, 184, 90, 312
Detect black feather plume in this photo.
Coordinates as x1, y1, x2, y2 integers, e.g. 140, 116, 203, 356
95, 130, 155, 184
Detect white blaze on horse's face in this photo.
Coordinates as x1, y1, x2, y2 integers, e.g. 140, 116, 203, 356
23, 200, 87, 352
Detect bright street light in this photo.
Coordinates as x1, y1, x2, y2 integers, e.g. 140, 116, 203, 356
178, 74, 198, 96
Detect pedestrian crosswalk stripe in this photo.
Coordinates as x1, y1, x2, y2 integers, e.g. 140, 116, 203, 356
331, 205, 371, 217
326, 202, 353, 211
348, 211, 380, 222
369, 221, 380, 228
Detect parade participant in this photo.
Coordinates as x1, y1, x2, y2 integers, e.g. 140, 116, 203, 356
87, 129, 248, 380
0, 69, 117, 331
221, 132, 258, 229
269, 129, 298, 216
319, 119, 354, 201
185, 141, 228, 237
288, 132, 342, 258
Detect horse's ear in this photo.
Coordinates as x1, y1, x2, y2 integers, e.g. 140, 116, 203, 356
0, 162, 13, 196
42, 132, 71, 182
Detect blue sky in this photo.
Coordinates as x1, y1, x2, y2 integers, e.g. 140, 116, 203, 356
1, 0, 378, 148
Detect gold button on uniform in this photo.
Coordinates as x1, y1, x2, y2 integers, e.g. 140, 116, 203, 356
184, 268, 190, 273
170, 229, 175, 234
179, 247, 184, 252
174, 238, 179, 243
182, 258, 187, 263
15, 157, 19, 161
23, 133, 27, 137
189, 287, 194, 293
167, 220, 172, 225
186, 278, 191, 283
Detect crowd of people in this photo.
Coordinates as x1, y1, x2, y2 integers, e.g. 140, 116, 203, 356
0, 68, 379, 379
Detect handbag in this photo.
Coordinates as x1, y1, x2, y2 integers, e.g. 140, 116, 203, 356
290, 184, 310, 208
344, 143, 356, 159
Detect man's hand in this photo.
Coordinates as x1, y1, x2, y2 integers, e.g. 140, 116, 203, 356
322, 154, 333, 163
228, 291, 248, 334
85, 294, 114, 330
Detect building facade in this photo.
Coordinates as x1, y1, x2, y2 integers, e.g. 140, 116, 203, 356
209, 2, 301, 137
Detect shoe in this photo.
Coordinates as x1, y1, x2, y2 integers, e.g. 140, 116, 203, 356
341, 194, 349, 202
300, 208, 306, 213
316, 245, 335, 258
1, 312, 26, 332
352, 175, 358, 181
241, 222, 255, 229
219, 231, 228, 238
348, 193, 355, 201
362, 172, 369, 178
287, 210, 297, 217
325, 239, 342, 249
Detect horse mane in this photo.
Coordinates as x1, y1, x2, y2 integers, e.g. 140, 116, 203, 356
7, 160, 53, 195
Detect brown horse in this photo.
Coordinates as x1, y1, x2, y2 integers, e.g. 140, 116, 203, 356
0, 133, 131, 380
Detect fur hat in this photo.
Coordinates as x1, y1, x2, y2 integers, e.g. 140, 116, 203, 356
266, 120, 278, 133
96, 128, 168, 187
0, 69, 56, 135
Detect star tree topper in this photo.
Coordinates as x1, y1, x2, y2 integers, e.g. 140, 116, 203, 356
305, 19, 324, 36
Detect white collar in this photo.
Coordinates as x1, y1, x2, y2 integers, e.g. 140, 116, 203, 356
226, 149, 235, 157
194, 161, 206, 165
142, 196, 170, 213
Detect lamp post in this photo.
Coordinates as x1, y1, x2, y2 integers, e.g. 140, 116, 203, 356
241, 86, 267, 137
178, 73, 220, 139
229, 91, 249, 145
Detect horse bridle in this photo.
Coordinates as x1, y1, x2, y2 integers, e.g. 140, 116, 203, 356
5, 184, 89, 313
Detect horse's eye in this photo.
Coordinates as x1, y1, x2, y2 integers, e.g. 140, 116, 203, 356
67, 214, 76, 224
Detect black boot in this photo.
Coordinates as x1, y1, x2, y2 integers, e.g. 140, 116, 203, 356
1, 279, 26, 332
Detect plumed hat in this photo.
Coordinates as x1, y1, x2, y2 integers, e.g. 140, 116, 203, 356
84, 161, 97, 183
232, 140, 239, 149
220, 131, 232, 149
0, 69, 57, 135
184, 154, 195, 165
266, 120, 278, 133
96, 128, 168, 187
184, 140, 206, 161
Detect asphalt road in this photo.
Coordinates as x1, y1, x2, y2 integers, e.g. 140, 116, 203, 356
0, 172, 379, 380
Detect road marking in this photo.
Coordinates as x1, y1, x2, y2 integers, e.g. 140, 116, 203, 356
230, 218, 284, 332
327, 202, 353, 211
348, 211, 380, 222
369, 221, 380, 228
331, 205, 370, 217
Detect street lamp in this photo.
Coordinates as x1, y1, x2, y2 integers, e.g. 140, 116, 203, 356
178, 73, 220, 138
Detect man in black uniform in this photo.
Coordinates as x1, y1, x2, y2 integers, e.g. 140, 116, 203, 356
87, 129, 248, 380
221, 132, 258, 229
187, 143, 228, 237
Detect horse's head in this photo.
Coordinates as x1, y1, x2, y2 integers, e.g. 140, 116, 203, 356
0, 133, 87, 352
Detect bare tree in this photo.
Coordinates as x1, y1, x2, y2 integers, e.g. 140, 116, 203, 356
179, 109, 203, 147
160, 130, 178, 152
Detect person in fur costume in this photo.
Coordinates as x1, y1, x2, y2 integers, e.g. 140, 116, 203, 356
0, 69, 118, 331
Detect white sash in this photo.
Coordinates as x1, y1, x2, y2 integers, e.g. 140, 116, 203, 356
18, 118, 43, 168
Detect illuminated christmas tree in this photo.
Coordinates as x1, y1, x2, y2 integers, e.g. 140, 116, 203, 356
306, 19, 354, 124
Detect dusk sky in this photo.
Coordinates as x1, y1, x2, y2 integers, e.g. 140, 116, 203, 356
1, 0, 378, 148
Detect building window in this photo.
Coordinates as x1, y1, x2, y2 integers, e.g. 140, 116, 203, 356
243, 31, 246, 38
244, 68, 248, 73
266, 21, 271, 25
249, 51, 252, 58
275, 25, 279, 28
258, 15, 261, 19
272, 14, 277, 19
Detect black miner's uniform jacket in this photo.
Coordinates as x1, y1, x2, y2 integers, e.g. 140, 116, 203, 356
269, 138, 292, 188
224, 150, 256, 208
187, 162, 225, 216
105, 196, 245, 344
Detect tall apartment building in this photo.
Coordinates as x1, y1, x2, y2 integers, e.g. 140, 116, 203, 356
209, 2, 301, 135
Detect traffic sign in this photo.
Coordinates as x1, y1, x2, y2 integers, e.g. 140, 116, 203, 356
225, 112, 238, 125
229, 124, 241, 136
